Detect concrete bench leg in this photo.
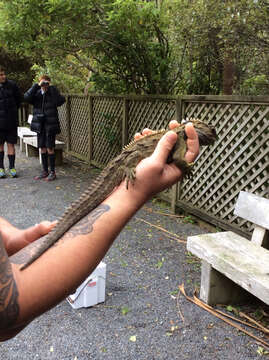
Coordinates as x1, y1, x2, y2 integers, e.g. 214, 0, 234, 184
55, 149, 63, 166
19, 138, 26, 152
200, 260, 253, 305
25, 143, 39, 158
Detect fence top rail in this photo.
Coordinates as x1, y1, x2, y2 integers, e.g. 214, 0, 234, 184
84, 94, 178, 101
181, 95, 269, 104
65, 93, 269, 104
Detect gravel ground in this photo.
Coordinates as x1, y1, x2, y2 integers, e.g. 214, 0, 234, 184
0, 145, 268, 360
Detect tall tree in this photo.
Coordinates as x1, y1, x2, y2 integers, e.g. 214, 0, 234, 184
0, 0, 179, 94
0, 0, 267, 95
0, 46, 34, 92
166, 0, 269, 94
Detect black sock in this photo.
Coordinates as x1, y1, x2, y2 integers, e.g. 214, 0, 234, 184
8, 154, 15, 169
48, 154, 55, 173
41, 152, 48, 172
0, 151, 4, 168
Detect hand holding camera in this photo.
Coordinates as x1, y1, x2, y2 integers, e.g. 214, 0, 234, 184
39, 80, 50, 90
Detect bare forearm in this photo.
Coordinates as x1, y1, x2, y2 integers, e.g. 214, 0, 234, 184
0, 235, 20, 336
9, 184, 145, 326
0, 125, 199, 338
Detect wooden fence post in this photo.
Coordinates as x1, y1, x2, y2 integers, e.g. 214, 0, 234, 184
88, 95, 93, 163
175, 97, 183, 123
122, 98, 129, 147
65, 95, 71, 152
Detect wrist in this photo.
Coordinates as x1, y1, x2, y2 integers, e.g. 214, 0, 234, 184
104, 180, 148, 214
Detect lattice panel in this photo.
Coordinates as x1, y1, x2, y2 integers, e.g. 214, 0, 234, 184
180, 101, 269, 233
56, 94, 268, 236
128, 98, 176, 142
69, 96, 90, 158
92, 96, 123, 165
58, 101, 68, 143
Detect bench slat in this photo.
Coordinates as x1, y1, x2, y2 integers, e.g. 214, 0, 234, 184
23, 136, 65, 149
18, 126, 36, 137
187, 231, 269, 305
234, 191, 269, 230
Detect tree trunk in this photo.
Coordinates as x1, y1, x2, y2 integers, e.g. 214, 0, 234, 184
222, 54, 235, 95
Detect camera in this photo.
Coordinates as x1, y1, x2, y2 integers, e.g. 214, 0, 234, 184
40, 81, 50, 87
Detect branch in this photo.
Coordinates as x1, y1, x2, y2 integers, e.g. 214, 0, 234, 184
72, 53, 97, 73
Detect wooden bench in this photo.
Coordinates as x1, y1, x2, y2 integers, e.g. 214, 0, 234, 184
187, 191, 269, 305
17, 126, 37, 152
23, 136, 65, 166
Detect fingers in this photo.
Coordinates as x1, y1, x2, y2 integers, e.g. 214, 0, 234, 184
168, 120, 179, 130
134, 128, 153, 141
151, 131, 178, 164
184, 123, 199, 163
135, 121, 180, 141
185, 122, 197, 141
134, 120, 199, 165
25, 220, 57, 244
38, 220, 57, 236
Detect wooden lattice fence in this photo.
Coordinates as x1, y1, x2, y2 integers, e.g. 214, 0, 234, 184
56, 94, 268, 237
175, 96, 269, 237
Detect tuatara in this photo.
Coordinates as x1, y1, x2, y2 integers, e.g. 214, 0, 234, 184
20, 119, 217, 270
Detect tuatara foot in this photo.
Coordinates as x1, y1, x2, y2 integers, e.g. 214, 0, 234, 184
125, 167, 136, 189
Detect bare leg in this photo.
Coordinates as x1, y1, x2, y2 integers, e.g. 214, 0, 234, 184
0, 143, 4, 176
7, 143, 15, 156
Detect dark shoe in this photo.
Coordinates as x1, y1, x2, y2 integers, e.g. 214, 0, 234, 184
34, 170, 49, 180
44, 171, 56, 181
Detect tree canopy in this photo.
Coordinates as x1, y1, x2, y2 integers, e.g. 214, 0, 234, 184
0, 0, 268, 95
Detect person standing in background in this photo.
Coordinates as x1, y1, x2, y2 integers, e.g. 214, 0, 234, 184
24, 75, 65, 181
0, 67, 22, 178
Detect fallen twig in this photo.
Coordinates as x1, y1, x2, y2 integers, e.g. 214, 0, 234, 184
238, 311, 269, 335
143, 206, 184, 219
135, 217, 186, 243
178, 284, 269, 348
176, 291, 185, 323
212, 308, 264, 332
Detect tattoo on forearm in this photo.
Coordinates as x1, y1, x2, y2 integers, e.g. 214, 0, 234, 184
62, 204, 110, 240
0, 235, 19, 329
10, 204, 110, 265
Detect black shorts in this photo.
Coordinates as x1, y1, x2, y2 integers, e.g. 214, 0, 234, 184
37, 130, 56, 149
0, 128, 17, 145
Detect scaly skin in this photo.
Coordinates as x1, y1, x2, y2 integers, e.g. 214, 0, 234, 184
20, 119, 217, 270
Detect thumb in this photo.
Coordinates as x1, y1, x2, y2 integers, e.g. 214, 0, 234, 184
25, 220, 57, 243
151, 131, 177, 164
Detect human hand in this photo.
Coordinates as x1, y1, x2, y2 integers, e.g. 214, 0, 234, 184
0, 218, 57, 256
124, 120, 199, 202
134, 120, 199, 164
39, 80, 50, 91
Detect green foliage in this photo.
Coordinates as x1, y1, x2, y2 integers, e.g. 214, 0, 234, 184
121, 306, 130, 315
99, 112, 121, 149
0, 0, 175, 94
241, 75, 269, 95
155, 257, 165, 269
0, 0, 267, 95
183, 215, 196, 224
0, 46, 34, 92
165, 0, 269, 95
257, 346, 269, 356
31, 59, 87, 94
